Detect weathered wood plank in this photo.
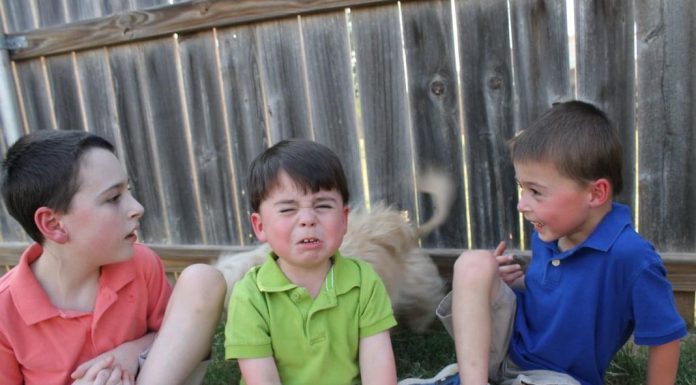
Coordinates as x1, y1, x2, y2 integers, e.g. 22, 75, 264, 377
7, 0, 399, 60
44, 54, 85, 132
175, 30, 244, 245
574, 0, 636, 209
255, 18, 312, 141
351, 4, 416, 212
455, 0, 517, 249
32, 0, 67, 30
635, 0, 696, 252
0, 0, 35, 34
107, 43, 171, 243
301, 10, 364, 204
12, 60, 56, 131
509, 0, 571, 131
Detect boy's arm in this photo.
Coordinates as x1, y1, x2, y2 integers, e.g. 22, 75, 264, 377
71, 332, 156, 381
238, 357, 282, 385
359, 330, 397, 385
646, 339, 681, 385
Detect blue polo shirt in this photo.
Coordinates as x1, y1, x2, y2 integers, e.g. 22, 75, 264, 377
509, 203, 687, 385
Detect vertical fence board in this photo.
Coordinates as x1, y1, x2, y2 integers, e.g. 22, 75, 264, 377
351, 5, 415, 211
301, 11, 364, 205
73, 50, 124, 152
0, 0, 35, 33
33, 0, 67, 28
45, 54, 85, 132
455, 0, 517, 249
13, 60, 55, 131
400, 0, 468, 248
136, 38, 205, 244
509, 0, 571, 130
255, 18, 312, 142
635, 0, 696, 252
216, 25, 268, 243
176, 31, 241, 245
108, 44, 169, 243
575, 0, 636, 208
0, 134, 26, 242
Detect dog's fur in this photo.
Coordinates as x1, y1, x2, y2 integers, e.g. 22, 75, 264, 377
214, 170, 454, 332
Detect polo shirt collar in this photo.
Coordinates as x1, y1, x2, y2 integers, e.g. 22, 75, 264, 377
541, 202, 632, 257
10, 243, 136, 325
255, 251, 360, 295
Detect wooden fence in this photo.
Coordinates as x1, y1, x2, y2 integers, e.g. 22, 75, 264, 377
0, 0, 694, 325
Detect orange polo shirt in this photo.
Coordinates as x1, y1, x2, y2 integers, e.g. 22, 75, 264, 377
0, 243, 172, 385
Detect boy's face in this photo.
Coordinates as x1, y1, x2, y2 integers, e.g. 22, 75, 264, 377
56, 148, 144, 265
251, 171, 349, 273
514, 160, 595, 250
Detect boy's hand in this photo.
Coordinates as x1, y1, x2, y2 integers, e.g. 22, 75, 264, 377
493, 241, 526, 288
70, 355, 134, 385
71, 337, 145, 382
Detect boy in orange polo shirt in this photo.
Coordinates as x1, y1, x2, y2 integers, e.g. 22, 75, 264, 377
0, 130, 226, 385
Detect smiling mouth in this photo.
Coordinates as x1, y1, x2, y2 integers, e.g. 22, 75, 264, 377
298, 238, 320, 244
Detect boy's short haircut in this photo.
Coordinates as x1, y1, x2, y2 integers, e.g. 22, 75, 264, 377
508, 100, 624, 195
248, 139, 349, 212
1, 129, 115, 243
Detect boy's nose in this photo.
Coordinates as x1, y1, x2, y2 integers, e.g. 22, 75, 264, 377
516, 195, 529, 213
129, 195, 145, 219
298, 208, 317, 226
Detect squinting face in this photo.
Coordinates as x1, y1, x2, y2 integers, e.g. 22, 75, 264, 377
251, 171, 348, 274
58, 148, 144, 266
515, 160, 594, 251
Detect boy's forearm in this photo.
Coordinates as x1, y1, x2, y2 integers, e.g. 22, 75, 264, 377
646, 340, 681, 385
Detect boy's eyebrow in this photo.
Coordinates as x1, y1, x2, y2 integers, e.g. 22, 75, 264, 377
99, 179, 130, 196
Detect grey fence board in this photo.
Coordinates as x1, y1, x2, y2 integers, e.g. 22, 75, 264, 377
256, 18, 313, 141
34, 0, 67, 29
45, 54, 85, 132
108, 44, 170, 243
635, 0, 696, 252
13, 60, 56, 131
509, 0, 571, 131
574, 0, 636, 208
302, 11, 365, 205
351, 5, 416, 211
1, 0, 34, 33
177, 30, 242, 245
455, 0, 517, 249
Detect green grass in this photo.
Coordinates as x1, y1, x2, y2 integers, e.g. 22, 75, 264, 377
203, 322, 696, 385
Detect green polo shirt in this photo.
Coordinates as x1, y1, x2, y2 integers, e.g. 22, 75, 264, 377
224, 251, 396, 385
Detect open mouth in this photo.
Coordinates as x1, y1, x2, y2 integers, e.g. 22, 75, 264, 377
298, 237, 320, 244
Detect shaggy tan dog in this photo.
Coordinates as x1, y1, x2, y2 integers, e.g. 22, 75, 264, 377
214, 171, 454, 332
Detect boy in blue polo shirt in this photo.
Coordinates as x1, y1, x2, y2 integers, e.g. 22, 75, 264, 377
435, 101, 687, 385
224, 139, 397, 385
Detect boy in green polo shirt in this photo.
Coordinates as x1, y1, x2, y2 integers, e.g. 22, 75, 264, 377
224, 139, 397, 385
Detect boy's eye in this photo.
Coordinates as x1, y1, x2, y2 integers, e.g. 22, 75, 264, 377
279, 207, 296, 213
315, 204, 333, 210
107, 194, 121, 203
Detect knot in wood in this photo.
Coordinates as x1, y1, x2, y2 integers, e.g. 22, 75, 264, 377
430, 80, 445, 96
488, 76, 503, 89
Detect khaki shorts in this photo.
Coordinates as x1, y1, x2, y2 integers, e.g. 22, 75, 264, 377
436, 281, 580, 385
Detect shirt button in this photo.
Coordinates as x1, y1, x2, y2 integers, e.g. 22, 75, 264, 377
551, 259, 561, 267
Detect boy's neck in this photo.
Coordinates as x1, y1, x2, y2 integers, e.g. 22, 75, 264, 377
558, 200, 614, 252
277, 257, 333, 298
31, 245, 101, 312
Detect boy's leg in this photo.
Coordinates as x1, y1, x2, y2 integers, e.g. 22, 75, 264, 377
448, 250, 505, 385
136, 264, 226, 385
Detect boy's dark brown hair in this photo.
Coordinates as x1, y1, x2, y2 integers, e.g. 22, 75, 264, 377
1, 129, 115, 243
509, 100, 623, 195
248, 139, 350, 212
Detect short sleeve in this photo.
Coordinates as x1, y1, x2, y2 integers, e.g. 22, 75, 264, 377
631, 263, 688, 346
224, 271, 274, 359
357, 263, 397, 338
133, 245, 173, 332
0, 333, 22, 385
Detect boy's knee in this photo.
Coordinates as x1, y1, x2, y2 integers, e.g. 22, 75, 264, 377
177, 264, 227, 302
453, 250, 497, 285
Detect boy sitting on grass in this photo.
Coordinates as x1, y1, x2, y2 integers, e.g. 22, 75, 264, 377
431, 101, 687, 385
0, 130, 226, 385
224, 139, 397, 385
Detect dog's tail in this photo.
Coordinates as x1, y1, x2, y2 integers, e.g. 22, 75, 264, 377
414, 169, 455, 238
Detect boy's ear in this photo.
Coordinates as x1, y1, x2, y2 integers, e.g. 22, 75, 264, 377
588, 178, 611, 207
342, 205, 350, 234
34, 207, 68, 243
250, 213, 267, 242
